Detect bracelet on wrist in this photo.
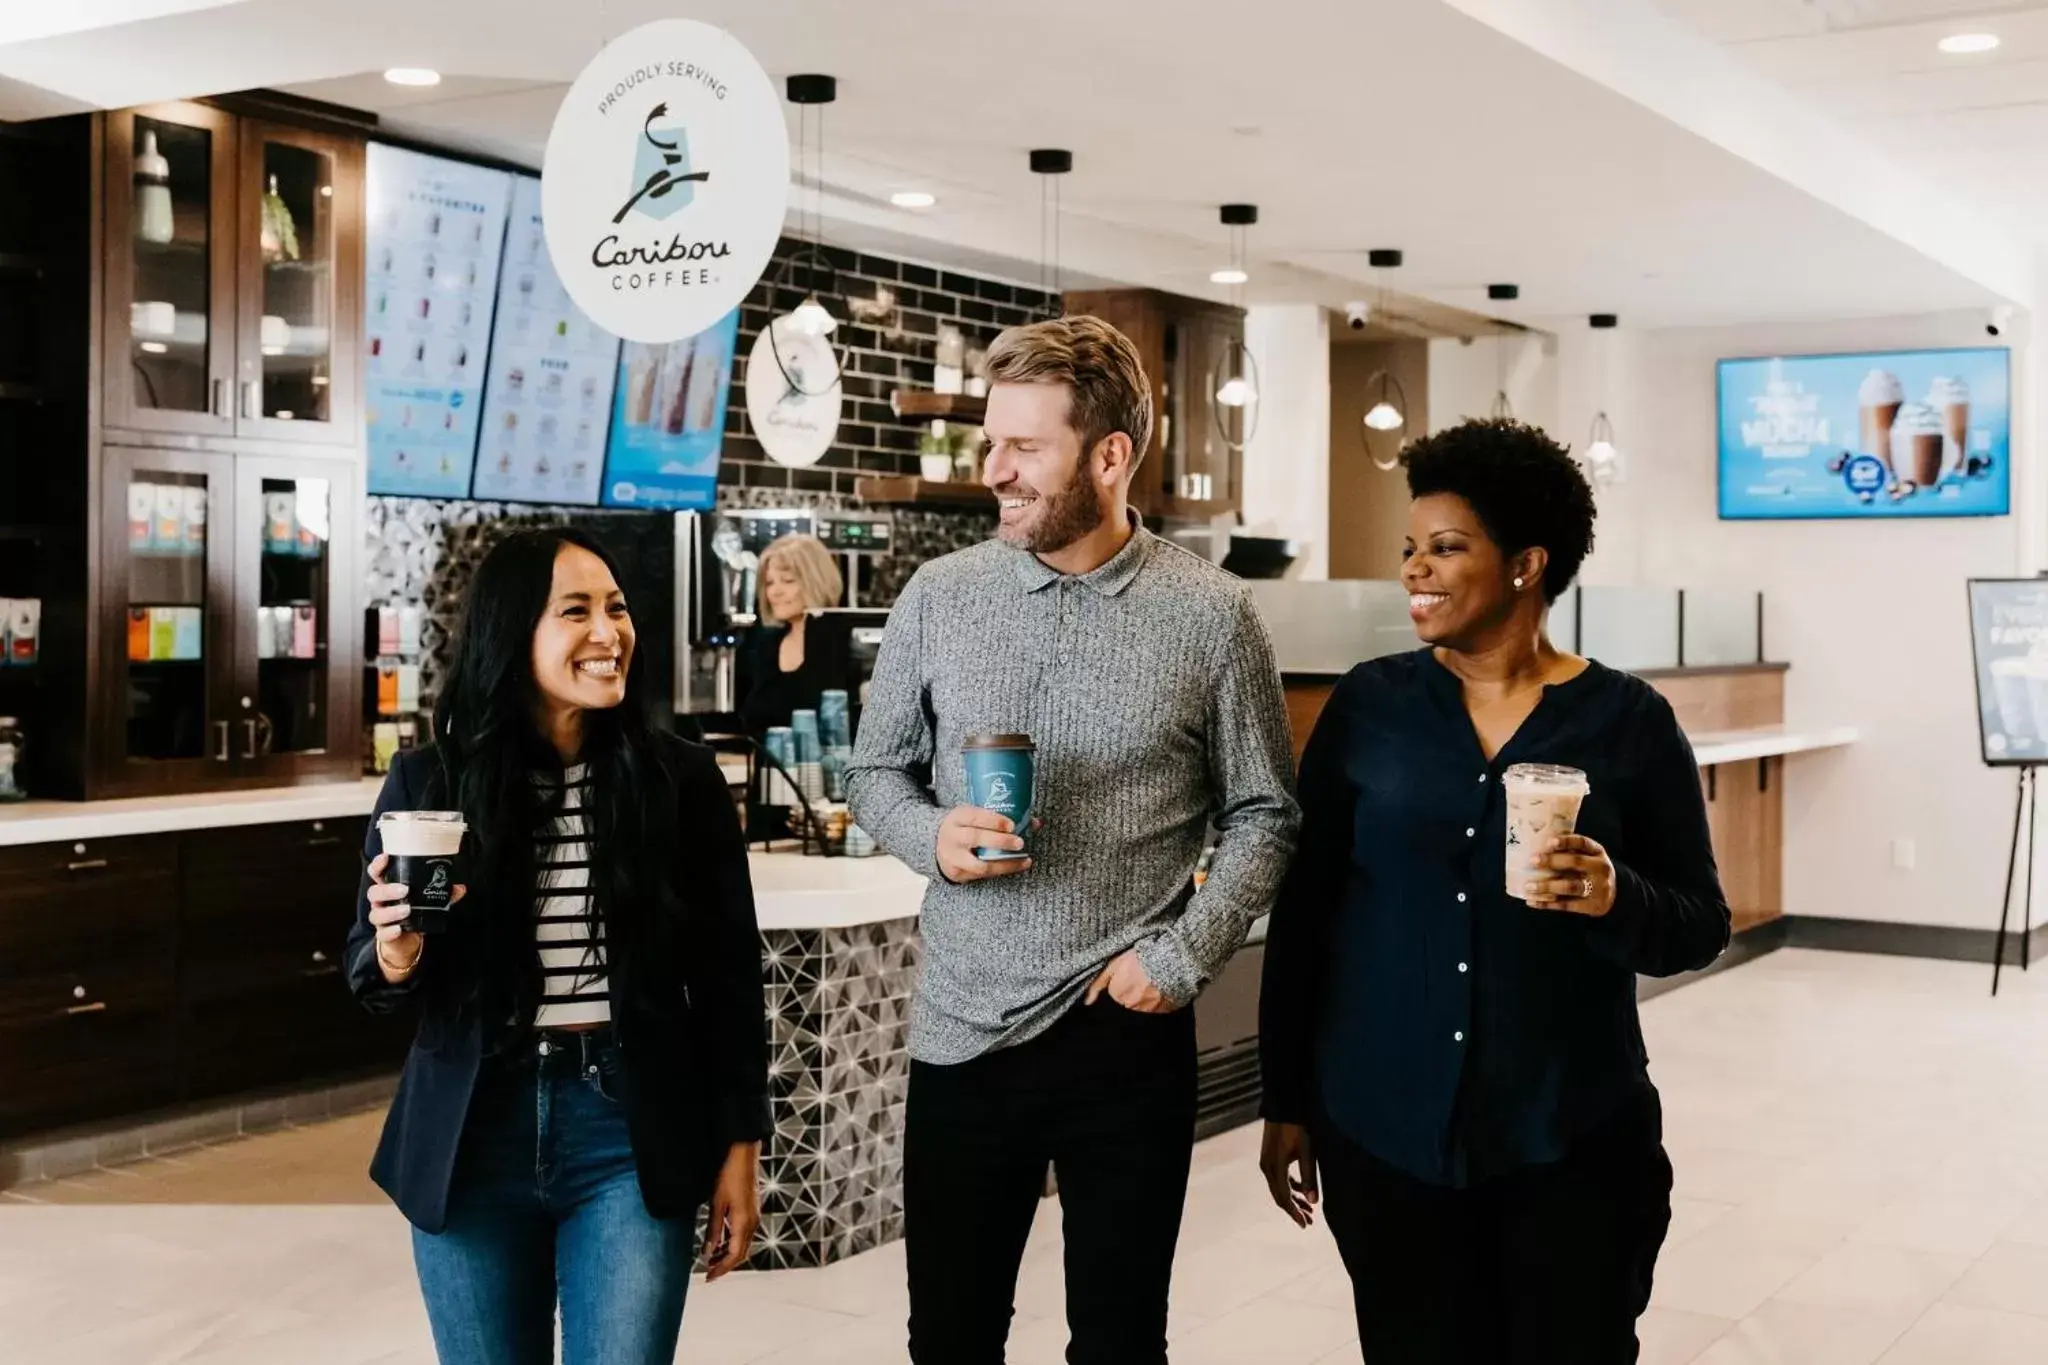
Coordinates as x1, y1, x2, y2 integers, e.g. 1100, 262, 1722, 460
376, 936, 423, 977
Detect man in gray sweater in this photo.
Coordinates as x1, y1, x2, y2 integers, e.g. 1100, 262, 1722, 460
848, 314, 1299, 1365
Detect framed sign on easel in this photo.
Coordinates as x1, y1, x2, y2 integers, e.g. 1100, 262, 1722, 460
1966, 579, 2048, 994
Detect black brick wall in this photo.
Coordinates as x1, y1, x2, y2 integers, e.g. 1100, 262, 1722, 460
724, 236, 1057, 497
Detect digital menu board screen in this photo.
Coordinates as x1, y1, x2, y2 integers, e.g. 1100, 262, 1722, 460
470, 175, 622, 505
362, 144, 513, 498
600, 307, 740, 511
1718, 347, 2009, 520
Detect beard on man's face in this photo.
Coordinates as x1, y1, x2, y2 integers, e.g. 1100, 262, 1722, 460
996, 451, 1108, 554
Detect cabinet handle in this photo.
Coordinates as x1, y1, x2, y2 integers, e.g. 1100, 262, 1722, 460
66, 858, 109, 872
305, 836, 341, 848
211, 378, 225, 417
242, 719, 258, 758
65, 1001, 107, 1016
239, 381, 254, 420
300, 964, 340, 980
213, 720, 230, 761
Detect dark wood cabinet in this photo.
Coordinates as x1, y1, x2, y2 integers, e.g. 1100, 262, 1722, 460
103, 103, 364, 448
31, 100, 374, 801
1061, 288, 1246, 519
0, 819, 406, 1138
0, 836, 181, 1133
179, 816, 408, 1099
91, 443, 360, 795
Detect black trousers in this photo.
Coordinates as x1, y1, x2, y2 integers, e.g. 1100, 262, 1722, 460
904, 996, 1198, 1365
1317, 1092, 1673, 1365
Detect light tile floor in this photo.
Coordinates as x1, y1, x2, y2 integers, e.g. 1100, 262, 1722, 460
8, 947, 2048, 1363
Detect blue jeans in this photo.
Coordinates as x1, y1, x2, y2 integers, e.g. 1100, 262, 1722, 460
411, 1029, 695, 1365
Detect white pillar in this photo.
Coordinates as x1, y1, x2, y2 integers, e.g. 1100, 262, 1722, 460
1242, 305, 1331, 580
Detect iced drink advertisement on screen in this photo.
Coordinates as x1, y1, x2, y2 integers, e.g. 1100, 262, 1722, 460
1969, 580, 2048, 767
600, 307, 740, 511
1717, 348, 2009, 520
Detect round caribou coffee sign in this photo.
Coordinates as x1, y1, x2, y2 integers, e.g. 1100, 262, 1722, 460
542, 20, 787, 344
745, 318, 842, 468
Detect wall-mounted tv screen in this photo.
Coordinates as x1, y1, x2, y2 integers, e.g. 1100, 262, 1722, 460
471, 175, 622, 506
599, 307, 740, 512
362, 143, 512, 498
1718, 347, 2009, 520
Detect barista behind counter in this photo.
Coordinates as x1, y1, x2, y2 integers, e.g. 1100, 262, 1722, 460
737, 533, 860, 737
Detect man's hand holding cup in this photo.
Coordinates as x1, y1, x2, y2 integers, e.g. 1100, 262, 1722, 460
936, 807, 1033, 884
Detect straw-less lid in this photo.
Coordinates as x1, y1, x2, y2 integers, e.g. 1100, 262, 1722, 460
380, 810, 466, 827
1502, 763, 1588, 788
962, 733, 1035, 750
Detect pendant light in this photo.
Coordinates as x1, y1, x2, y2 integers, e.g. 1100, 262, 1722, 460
1357, 249, 1408, 458
1488, 283, 1519, 420
1582, 313, 1625, 488
1210, 204, 1262, 449
1031, 148, 1071, 319
770, 74, 845, 395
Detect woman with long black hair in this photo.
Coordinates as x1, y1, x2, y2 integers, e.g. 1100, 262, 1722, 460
346, 527, 767, 1365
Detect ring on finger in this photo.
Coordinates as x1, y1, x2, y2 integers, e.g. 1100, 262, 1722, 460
1578, 875, 1592, 899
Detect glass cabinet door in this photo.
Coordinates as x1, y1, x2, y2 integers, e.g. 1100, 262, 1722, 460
239, 124, 359, 445
233, 454, 358, 780
99, 450, 234, 790
105, 105, 236, 435
249, 473, 331, 757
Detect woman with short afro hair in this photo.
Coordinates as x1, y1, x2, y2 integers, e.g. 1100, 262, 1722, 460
1257, 418, 1730, 1363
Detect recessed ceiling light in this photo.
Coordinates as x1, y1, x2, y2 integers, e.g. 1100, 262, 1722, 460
1938, 32, 2000, 55
1210, 268, 1249, 285
383, 67, 442, 87
889, 190, 936, 209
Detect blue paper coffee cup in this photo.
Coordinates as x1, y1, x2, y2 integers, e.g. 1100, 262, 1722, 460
963, 733, 1035, 861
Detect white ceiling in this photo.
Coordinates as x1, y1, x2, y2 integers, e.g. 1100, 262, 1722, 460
1650, 0, 2048, 230
0, 0, 2019, 327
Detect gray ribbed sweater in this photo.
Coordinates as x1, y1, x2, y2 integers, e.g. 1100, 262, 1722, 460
846, 522, 1300, 1065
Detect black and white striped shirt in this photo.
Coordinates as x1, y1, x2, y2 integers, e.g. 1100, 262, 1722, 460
534, 765, 609, 1029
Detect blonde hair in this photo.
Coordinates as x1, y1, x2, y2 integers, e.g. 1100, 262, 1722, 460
757, 533, 844, 620
984, 315, 1153, 471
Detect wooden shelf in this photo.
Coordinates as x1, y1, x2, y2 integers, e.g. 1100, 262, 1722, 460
855, 477, 996, 510
890, 390, 987, 423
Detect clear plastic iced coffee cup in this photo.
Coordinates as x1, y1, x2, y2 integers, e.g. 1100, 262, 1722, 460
1502, 764, 1589, 901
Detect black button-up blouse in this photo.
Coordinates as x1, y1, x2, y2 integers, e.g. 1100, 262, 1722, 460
1259, 649, 1730, 1187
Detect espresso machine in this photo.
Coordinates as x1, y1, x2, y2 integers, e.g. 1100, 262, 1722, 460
815, 509, 893, 608
673, 507, 817, 719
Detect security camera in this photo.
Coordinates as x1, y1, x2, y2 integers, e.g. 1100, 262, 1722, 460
1345, 301, 1370, 331
1988, 305, 2016, 338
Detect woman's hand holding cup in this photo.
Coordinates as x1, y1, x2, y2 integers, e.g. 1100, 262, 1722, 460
366, 851, 466, 981
1523, 833, 1617, 917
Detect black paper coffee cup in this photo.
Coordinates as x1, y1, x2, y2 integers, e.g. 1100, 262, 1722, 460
377, 811, 466, 934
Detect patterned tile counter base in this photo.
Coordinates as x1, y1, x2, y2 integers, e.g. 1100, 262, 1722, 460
750, 917, 922, 1270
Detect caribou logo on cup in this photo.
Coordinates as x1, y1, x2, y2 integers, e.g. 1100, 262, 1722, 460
962, 734, 1036, 863
378, 810, 467, 934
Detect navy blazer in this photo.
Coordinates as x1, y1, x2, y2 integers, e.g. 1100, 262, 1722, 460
346, 739, 770, 1232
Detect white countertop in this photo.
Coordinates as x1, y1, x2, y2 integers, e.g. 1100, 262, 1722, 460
747, 851, 926, 930
0, 776, 925, 931
1688, 726, 1859, 767
0, 779, 390, 847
